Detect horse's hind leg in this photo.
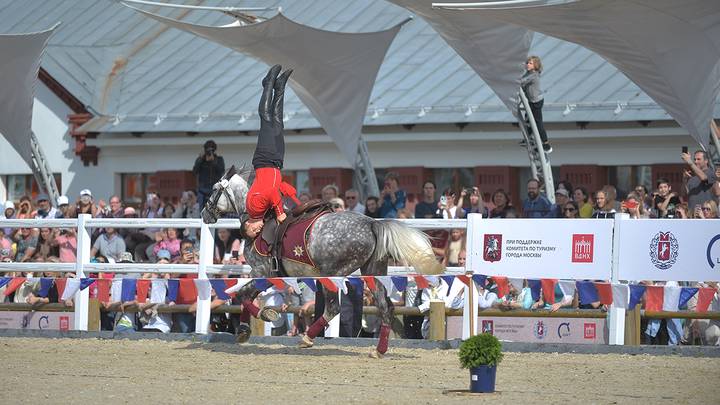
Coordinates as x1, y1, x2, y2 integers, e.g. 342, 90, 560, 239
299, 285, 340, 348
234, 283, 280, 343
369, 282, 395, 359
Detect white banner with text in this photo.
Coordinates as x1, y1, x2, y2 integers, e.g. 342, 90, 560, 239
616, 219, 720, 281
466, 216, 614, 280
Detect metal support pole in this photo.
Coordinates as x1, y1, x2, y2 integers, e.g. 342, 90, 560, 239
463, 213, 481, 339
353, 138, 380, 201
194, 221, 213, 334
73, 214, 90, 331
608, 213, 628, 345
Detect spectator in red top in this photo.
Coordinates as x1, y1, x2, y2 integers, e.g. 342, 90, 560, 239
243, 65, 299, 239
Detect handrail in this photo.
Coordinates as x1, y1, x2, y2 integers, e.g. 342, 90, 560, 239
518, 87, 555, 202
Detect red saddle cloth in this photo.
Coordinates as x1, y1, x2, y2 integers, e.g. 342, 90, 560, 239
252, 211, 328, 269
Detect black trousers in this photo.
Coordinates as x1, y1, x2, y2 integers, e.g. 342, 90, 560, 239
252, 123, 284, 170
529, 99, 548, 144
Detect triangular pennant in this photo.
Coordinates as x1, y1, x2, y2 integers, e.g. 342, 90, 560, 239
177, 279, 197, 304
376, 276, 394, 294
332, 277, 348, 295
0, 277, 12, 289
527, 279, 542, 302
318, 277, 339, 293
284, 278, 301, 295
576, 281, 599, 306
120, 278, 137, 302
456, 275, 472, 288
254, 278, 271, 292
594, 282, 613, 306
298, 278, 317, 292
558, 280, 577, 297
413, 275, 429, 290
194, 279, 212, 300
645, 285, 664, 312
268, 278, 286, 290
4, 278, 26, 296
611, 284, 630, 309
440, 275, 455, 295
79, 278, 96, 291
509, 278, 524, 293
209, 279, 230, 300
54, 278, 67, 301
110, 279, 123, 303
628, 284, 646, 310
541, 279, 558, 304
223, 279, 238, 298
696, 288, 715, 313
136, 279, 151, 303
426, 276, 440, 287
362, 276, 377, 291
61, 278, 81, 301
96, 279, 111, 303
150, 279, 168, 304
37, 278, 54, 298
678, 288, 698, 309
662, 285, 682, 312
225, 278, 253, 294
347, 277, 364, 296
471, 274, 487, 289
166, 279, 180, 302
493, 276, 509, 298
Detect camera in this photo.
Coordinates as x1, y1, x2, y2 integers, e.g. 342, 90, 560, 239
232, 250, 239, 259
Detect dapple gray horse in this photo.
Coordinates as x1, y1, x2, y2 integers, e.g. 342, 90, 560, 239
201, 166, 443, 357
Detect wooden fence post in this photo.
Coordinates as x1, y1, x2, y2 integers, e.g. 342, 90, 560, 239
428, 299, 446, 341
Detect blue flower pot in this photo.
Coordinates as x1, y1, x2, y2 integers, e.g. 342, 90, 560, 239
469, 365, 497, 393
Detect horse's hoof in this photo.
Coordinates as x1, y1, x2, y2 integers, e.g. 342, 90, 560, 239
369, 349, 384, 359
236, 323, 251, 344
298, 334, 314, 348
259, 307, 280, 322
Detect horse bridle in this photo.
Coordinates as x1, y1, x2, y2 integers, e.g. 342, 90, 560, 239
206, 178, 242, 220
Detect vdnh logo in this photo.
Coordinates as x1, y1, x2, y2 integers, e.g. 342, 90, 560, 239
483, 234, 502, 262
572, 234, 594, 263
649, 232, 679, 270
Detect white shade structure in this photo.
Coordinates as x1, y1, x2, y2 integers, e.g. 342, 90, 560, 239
122, 2, 407, 165
432, 0, 720, 149
0, 25, 57, 168
390, 0, 532, 113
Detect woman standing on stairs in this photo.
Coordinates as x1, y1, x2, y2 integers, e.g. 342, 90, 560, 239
521, 55, 552, 153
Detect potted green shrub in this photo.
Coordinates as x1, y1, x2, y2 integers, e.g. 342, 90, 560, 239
458, 333, 503, 393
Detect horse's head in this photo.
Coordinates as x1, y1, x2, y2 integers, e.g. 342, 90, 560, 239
201, 164, 250, 224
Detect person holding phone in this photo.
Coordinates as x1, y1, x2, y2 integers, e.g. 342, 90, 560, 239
682, 149, 717, 211
652, 178, 681, 218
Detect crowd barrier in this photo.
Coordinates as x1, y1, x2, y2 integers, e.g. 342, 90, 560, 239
0, 214, 718, 344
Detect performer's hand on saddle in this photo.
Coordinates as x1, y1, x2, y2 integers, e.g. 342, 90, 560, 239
277, 212, 287, 223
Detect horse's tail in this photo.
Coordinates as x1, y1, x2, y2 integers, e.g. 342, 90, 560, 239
371, 220, 444, 275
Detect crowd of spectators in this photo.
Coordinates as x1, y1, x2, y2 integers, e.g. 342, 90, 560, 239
1, 150, 719, 343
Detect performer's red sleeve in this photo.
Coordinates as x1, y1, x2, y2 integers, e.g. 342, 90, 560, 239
279, 181, 301, 204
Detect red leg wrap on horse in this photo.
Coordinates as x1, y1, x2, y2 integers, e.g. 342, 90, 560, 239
242, 299, 260, 318
377, 324, 391, 354
306, 316, 329, 339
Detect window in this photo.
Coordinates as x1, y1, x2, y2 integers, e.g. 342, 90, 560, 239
5, 174, 61, 202
121, 173, 150, 206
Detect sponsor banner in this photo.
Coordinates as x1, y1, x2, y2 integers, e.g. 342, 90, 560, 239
0, 311, 74, 331
467, 217, 613, 279
447, 316, 607, 344
617, 219, 720, 281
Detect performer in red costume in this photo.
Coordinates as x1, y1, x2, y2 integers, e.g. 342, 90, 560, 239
243, 64, 300, 239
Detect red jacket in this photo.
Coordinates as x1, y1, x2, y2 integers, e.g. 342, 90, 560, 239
246, 167, 300, 219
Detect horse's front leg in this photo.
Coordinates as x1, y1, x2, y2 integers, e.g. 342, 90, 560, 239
299, 286, 340, 348
368, 282, 395, 359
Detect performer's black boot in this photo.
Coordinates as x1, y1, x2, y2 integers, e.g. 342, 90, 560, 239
259, 64, 282, 122
272, 69, 293, 127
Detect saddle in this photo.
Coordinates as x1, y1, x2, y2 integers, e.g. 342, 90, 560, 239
258, 199, 331, 275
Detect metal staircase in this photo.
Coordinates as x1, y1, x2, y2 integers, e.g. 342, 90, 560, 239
30, 131, 60, 206
517, 88, 555, 203
710, 120, 720, 166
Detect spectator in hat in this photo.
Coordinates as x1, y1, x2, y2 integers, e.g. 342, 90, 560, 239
33, 194, 57, 219
2, 201, 16, 235
553, 188, 570, 217
76, 189, 99, 217
193, 139, 225, 209
55, 196, 71, 218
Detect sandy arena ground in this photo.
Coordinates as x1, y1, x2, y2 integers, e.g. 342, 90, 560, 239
1, 337, 718, 404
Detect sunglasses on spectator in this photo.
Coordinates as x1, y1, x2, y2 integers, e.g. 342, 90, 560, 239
345, 196, 356, 199
564, 207, 576, 212
702, 207, 712, 211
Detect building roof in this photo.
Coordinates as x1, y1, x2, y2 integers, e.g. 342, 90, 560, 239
1, 0, 717, 134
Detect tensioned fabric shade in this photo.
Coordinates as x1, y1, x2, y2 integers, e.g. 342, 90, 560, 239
390, 0, 532, 113
433, 0, 720, 149
0, 25, 57, 168
122, 3, 406, 165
